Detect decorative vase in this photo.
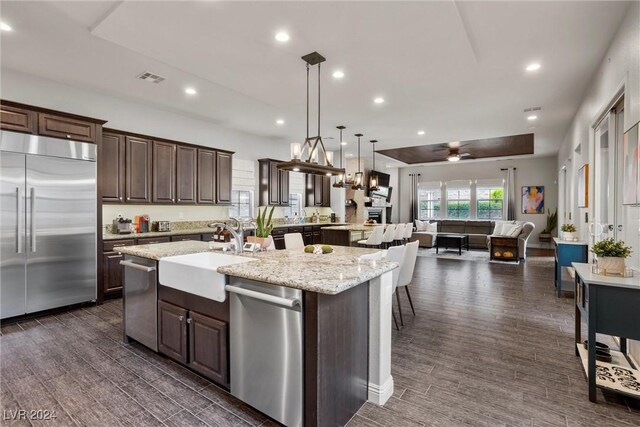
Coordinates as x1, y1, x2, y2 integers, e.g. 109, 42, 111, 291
247, 236, 273, 251
562, 231, 577, 241
597, 256, 625, 275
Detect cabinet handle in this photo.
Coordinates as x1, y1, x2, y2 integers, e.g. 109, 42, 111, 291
178, 315, 184, 322
119, 196, 123, 201
186, 318, 191, 324
66, 134, 71, 138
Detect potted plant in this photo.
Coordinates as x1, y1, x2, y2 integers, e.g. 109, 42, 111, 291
248, 206, 275, 250
539, 208, 557, 243
561, 223, 577, 241
591, 238, 632, 275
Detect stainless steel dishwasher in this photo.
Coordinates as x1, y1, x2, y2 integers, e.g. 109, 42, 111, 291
226, 278, 303, 427
121, 255, 158, 352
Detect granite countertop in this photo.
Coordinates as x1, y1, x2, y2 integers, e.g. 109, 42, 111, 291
118, 241, 397, 295
219, 246, 397, 294
322, 224, 387, 232
117, 241, 215, 260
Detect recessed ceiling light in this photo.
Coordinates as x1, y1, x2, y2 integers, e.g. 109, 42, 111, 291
340, 141, 347, 146
526, 63, 541, 72
184, 87, 197, 95
374, 97, 385, 104
417, 130, 425, 135
527, 115, 538, 121
332, 70, 345, 79
276, 119, 285, 125
275, 32, 290, 42
0, 22, 13, 32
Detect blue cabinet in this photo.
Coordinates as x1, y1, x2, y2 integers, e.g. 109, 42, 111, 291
554, 237, 588, 297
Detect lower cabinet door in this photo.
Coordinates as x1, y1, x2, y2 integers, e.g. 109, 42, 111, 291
158, 300, 188, 364
188, 311, 228, 385
103, 251, 124, 295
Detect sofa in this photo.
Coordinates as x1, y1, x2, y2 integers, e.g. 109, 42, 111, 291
411, 219, 535, 259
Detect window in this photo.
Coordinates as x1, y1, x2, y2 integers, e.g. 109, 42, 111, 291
477, 187, 504, 219
446, 186, 471, 219
417, 187, 441, 219
283, 193, 302, 218
229, 190, 253, 218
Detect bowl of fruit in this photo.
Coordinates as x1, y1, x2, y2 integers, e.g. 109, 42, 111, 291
304, 244, 334, 254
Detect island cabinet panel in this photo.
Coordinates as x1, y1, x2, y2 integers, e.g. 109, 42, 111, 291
188, 311, 228, 385
152, 141, 177, 204
158, 300, 188, 364
176, 146, 197, 204
304, 283, 369, 427
216, 151, 232, 204
0, 104, 36, 134
37, 112, 97, 143
197, 149, 216, 204
100, 132, 126, 203
103, 252, 124, 295
271, 228, 287, 250
125, 136, 153, 203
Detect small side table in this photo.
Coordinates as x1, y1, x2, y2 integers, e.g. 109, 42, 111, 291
489, 236, 519, 262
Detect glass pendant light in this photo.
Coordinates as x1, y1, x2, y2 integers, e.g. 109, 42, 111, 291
369, 140, 380, 191
333, 125, 346, 188
352, 133, 364, 190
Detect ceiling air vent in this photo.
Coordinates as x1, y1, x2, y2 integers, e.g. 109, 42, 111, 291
136, 72, 166, 84
523, 107, 542, 113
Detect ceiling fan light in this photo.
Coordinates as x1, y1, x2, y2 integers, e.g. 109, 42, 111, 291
447, 154, 461, 162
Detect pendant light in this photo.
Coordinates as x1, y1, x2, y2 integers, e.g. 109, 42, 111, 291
352, 133, 364, 190
277, 52, 346, 177
369, 140, 380, 191
333, 126, 346, 188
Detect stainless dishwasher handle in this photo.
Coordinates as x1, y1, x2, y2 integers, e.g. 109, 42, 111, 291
120, 260, 157, 272
225, 285, 301, 308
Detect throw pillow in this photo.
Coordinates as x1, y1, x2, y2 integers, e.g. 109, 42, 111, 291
507, 225, 523, 237
415, 220, 427, 232
493, 220, 514, 236
426, 222, 438, 233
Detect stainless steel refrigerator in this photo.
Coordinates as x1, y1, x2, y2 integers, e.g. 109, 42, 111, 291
1, 130, 97, 319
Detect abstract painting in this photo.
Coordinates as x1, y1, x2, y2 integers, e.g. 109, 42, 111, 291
522, 186, 544, 214
623, 123, 639, 205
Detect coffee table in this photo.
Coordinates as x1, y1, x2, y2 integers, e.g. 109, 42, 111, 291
436, 234, 469, 255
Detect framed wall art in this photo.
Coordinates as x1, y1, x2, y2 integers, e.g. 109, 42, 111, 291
577, 164, 589, 208
623, 122, 639, 205
522, 186, 544, 214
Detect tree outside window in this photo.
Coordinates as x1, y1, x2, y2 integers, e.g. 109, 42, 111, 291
446, 188, 471, 219
477, 187, 504, 219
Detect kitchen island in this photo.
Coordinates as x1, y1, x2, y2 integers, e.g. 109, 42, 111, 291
322, 223, 387, 246
118, 241, 397, 427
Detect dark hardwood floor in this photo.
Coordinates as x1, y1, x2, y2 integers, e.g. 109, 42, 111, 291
1, 250, 638, 426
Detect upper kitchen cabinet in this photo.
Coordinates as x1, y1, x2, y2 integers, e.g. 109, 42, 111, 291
216, 151, 232, 205
176, 146, 197, 204
38, 113, 97, 143
126, 136, 153, 203
100, 132, 125, 203
152, 141, 177, 204
305, 174, 331, 207
0, 104, 36, 134
197, 149, 216, 204
258, 159, 290, 206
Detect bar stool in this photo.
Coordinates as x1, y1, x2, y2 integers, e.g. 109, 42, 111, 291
357, 226, 384, 248
381, 224, 396, 249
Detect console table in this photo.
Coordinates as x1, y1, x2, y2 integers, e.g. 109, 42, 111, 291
554, 238, 588, 297
572, 263, 640, 402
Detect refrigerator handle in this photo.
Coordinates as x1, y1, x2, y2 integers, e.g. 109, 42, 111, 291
16, 187, 23, 253
30, 187, 36, 252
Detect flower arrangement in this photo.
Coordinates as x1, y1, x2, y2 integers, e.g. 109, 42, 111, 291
561, 224, 576, 233
591, 238, 632, 258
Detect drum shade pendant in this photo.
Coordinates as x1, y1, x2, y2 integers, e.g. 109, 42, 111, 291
278, 52, 346, 177
369, 140, 380, 191
352, 134, 364, 190
333, 126, 346, 188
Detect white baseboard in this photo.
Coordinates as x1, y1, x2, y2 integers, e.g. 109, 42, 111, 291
368, 376, 394, 406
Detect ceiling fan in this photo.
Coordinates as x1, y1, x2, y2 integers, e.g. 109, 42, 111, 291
433, 142, 474, 162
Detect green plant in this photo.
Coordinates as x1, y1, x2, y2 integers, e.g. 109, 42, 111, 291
591, 238, 632, 258
561, 223, 576, 233
255, 206, 275, 238
541, 208, 558, 234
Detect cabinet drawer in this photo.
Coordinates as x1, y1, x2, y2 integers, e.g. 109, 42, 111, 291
271, 228, 286, 236
0, 105, 36, 133
103, 239, 135, 252
201, 233, 215, 242
171, 234, 201, 242
137, 236, 171, 245
38, 113, 96, 143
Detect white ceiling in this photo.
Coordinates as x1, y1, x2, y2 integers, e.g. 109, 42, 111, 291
0, 1, 631, 165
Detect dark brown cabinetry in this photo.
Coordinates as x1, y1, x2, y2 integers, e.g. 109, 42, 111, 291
258, 159, 290, 206
125, 136, 153, 203
197, 149, 216, 204
100, 132, 125, 203
188, 311, 228, 384
216, 151, 232, 204
176, 146, 197, 204
38, 112, 97, 143
158, 300, 189, 364
102, 239, 134, 297
305, 174, 331, 207
0, 104, 35, 134
170, 234, 201, 242
152, 141, 176, 204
